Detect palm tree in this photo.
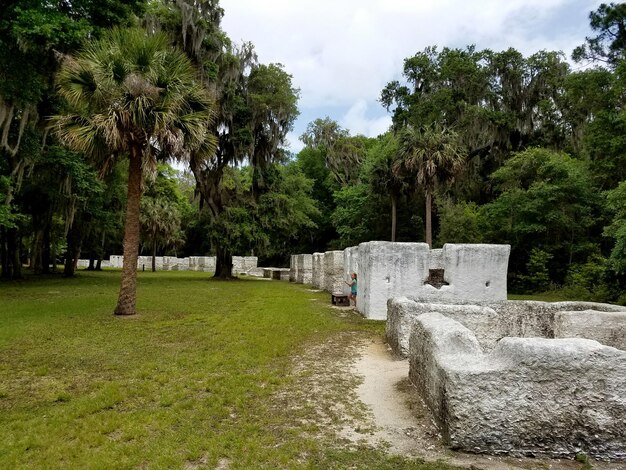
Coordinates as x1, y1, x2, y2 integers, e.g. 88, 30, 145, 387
367, 133, 406, 242
52, 28, 216, 315
394, 125, 465, 247
140, 196, 183, 272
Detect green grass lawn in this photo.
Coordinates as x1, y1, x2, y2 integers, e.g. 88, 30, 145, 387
0, 271, 455, 469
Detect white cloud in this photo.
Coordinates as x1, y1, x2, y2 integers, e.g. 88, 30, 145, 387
342, 100, 392, 138
220, 0, 603, 148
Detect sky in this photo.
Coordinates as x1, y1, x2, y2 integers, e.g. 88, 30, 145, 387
219, 0, 603, 154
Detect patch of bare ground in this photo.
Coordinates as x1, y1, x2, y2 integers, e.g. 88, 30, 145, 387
275, 311, 624, 470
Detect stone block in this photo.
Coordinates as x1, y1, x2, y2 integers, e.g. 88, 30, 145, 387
358, 241, 430, 320
232, 256, 258, 275
295, 255, 304, 283
289, 255, 296, 282
301, 254, 312, 284
272, 268, 290, 281
312, 252, 325, 289
408, 311, 626, 459
324, 250, 344, 294
388, 297, 626, 358
417, 244, 510, 303
386, 297, 498, 357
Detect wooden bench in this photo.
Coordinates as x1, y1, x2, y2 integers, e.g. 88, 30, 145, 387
331, 293, 350, 306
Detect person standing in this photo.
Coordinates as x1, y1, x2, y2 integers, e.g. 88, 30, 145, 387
345, 272, 357, 306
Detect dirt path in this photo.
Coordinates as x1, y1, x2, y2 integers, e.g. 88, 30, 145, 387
347, 336, 625, 470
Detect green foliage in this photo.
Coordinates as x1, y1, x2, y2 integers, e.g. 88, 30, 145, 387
604, 181, 626, 274
562, 254, 613, 302
331, 183, 386, 248
436, 199, 483, 246
483, 148, 598, 282
572, 2, 626, 67
513, 248, 553, 293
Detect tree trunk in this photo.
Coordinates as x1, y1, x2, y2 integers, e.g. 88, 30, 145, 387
151, 240, 156, 272
425, 192, 432, 248
42, 224, 51, 274
214, 245, 234, 279
88, 257, 95, 270
7, 228, 21, 279
96, 258, 102, 270
114, 149, 143, 316
31, 227, 45, 274
63, 225, 81, 277
0, 227, 7, 279
391, 193, 397, 242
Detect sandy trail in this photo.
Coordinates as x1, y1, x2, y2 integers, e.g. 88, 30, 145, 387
348, 336, 624, 470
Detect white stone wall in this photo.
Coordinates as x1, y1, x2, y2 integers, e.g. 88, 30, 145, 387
409, 312, 626, 459
387, 297, 626, 358
358, 241, 430, 320
324, 250, 344, 294
289, 255, 296, 282
343, 246, 359, 296
188, 256, 216, 272
311, 252, 325, 289
417, 244, 510, 303
110, 255, 123, 268
78, 254, 257, 274
232, 256, 258, 275
295, 255, 304, 283
301, 254, 313, 284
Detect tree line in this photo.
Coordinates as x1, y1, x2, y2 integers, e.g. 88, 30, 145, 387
292, 3, 626, 303
1, 1, 626, 313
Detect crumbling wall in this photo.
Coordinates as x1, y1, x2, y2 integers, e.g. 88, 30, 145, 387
388, 298, 626, 358
232, 256, 258, 275
418, 244, 510, 303
289, 255, 297, 282
295, 254, 312, 284
409, 312, 626, 459
358, 241, 430, 320
324, 250, 344, 294
312, 252, 325, 290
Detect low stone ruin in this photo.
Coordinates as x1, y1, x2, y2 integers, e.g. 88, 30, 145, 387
77, 255, 258, 275
290, 242, 511, 319
387, 297, 626, 357
388, 297, 626, 460
324, 250, 344, 294
312, 252, 325, 289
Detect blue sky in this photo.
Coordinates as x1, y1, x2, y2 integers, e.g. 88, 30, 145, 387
220, 0, 603, 154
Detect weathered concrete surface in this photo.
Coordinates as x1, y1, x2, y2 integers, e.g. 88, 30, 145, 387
271, 268, 290, 281
289, 255, 296, 282
296, 254, 313, 285
232, 256, 258, 275
418, 244, 510, 303
343, 246, 359, 296
358, 241, 430, 320
555, 310, 626, 350
387, 297, 499, 357
324, 250, 344, 294
87, 255, 258, 274
295, 255, 304, 283
409, 312, 626, 460
312, 252, 325, 290
388, 297, 626, 357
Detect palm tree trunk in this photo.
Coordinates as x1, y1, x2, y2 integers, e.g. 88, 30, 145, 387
391, 193, 397, 242
152, 239, 156, 273
425, 192, 432, 248
114, 148, 143, 316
